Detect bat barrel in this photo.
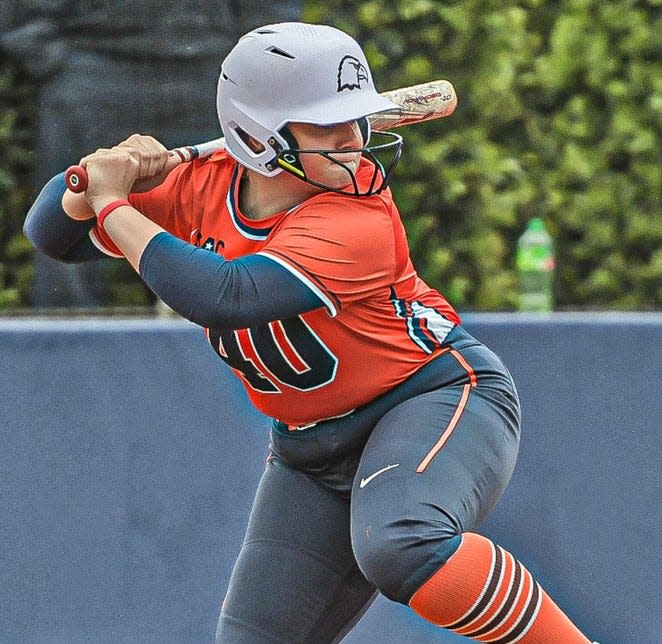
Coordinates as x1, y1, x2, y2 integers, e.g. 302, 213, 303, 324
371, 80, 457, 131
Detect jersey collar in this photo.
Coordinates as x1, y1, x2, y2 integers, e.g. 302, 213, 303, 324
227, 165, 289, 240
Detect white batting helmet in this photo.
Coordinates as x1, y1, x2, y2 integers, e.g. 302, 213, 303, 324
216, 22, 402, 195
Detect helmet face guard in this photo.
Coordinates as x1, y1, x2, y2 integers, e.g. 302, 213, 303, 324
269, 130, 403, 197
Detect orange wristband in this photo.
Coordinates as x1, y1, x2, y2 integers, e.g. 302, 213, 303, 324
97, 199, 132, 230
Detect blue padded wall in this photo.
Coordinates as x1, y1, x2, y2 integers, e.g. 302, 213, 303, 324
1, 314, 660, 643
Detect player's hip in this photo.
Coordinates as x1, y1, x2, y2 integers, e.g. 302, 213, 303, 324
269, 325, 520, 495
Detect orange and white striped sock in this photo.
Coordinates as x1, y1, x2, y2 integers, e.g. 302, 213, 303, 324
409, 532, 590, 643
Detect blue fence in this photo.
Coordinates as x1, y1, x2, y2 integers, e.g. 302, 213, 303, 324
1, 313, 660, 643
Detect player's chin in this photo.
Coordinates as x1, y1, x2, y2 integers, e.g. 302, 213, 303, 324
324, 162, 359, 189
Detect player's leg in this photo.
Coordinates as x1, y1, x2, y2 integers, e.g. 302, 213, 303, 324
216, 457, 377, 644
350, 345, 594, 643
407, 532, 591, 643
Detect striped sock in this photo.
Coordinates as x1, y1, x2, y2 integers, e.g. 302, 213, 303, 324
408, 532, 590, 643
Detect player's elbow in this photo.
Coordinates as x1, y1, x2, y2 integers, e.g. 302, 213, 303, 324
24, 173, 96, 262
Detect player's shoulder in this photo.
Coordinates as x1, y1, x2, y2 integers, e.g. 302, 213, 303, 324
295, 182, 398, 232
199, 148, 236, 175
169, 148, 237, 189
273, 188, 400, 261
179, 148, 235, 174
304, 170, 396, 213
207, 148, 234, 164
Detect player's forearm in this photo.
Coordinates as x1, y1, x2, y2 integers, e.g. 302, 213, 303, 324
98, 203, 164, 273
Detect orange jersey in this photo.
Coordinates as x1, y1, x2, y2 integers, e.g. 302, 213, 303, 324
103, 151, 461, 426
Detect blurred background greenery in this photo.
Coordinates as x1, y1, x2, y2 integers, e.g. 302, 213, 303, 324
1, 0, 660, 311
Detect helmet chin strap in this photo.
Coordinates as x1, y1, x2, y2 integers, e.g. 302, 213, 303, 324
273, 126, 307, 179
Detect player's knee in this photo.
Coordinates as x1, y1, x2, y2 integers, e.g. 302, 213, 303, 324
351, 516, 460, 604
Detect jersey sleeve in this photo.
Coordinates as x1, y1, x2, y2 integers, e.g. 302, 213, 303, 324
139, 233, 324, 328
259, 193, 407, 316
128, 160, 205, 238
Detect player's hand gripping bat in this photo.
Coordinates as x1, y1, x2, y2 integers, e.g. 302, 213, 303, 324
63, 79, 457, 193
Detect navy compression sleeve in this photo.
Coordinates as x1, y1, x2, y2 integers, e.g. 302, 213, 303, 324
139, 232, 324, 329
23, 172, 103, 262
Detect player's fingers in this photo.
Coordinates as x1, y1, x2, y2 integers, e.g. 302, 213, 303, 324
117, 133, 167, 152
78, 147, 118, 169
164, 150, 183, 173
81, 146, 112, 159
116, 134, 170, 178
79, 147, 141, 191
117, 133, 169, 158
128, 148, 183, 194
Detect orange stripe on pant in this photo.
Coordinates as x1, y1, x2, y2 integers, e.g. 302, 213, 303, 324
416, 347, 478, 473
408, 533, 591, 643
450, 348, 477, 387
416, 382, 471, 473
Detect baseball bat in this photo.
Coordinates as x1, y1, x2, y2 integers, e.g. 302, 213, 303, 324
64, 79, 457, 193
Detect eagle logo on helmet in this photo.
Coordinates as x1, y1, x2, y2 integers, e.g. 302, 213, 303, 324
337, 55, 369, 92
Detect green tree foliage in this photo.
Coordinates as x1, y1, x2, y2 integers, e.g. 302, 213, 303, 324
305, 0, 661, 310
0, 2, 659, 310
0, 53, 34, 308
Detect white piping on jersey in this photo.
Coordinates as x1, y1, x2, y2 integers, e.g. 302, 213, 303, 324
226, 167, 303, 241
257, 251, 338, 317
226, 184, 269, 241
390, 291, 455, 354
410, 301, 455, 349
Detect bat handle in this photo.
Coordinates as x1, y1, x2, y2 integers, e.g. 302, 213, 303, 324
64, 165, 88, 193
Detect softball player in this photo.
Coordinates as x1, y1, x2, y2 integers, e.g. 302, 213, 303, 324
25, 22, 599, 644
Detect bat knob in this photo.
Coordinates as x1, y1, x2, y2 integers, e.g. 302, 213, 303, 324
64, 165, 88, 193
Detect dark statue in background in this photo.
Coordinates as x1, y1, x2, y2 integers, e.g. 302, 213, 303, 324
0, 0, 302, 307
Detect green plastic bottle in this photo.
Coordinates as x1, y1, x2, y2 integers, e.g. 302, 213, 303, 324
516, 218, 555, 312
